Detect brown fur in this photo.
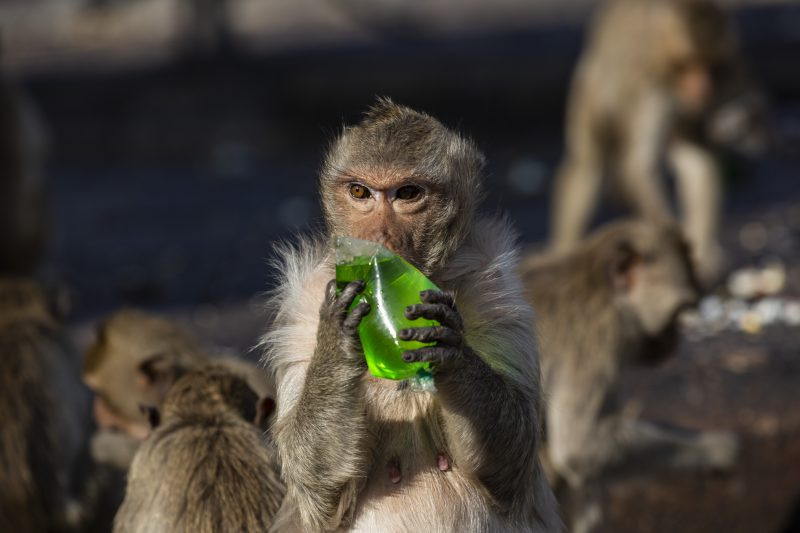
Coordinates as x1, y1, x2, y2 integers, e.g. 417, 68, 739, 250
0, 278, 92, 532
550, 0, 766, 286
522, 219, 737, 531
113, 365, 284, 533
84, 309, 274, 466
263, 99, 560, 532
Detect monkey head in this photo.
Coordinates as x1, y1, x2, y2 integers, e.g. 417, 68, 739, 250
603, 221, 701, 364
319, 98, 484, 275
669, 0, 736, 116
669, 0, 769, 154
155, 365, 274, 428
82, 309, 208, 440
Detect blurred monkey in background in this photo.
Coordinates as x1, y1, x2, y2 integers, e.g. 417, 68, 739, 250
550, 0, 767, 287
83, 309, 274, 470
522, 219, 739, 532
113, 365, 283, 533
0, 278, 92, 532
0, 73, 48, 276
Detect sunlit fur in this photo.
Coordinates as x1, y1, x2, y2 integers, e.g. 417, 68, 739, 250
113, 366, 284, 533
521, 220, 736, 531
84, 310, 273, 433
550, 0, 765, 286
262, 98, 559, 531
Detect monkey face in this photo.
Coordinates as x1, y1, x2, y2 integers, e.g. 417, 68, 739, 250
331, 166, 441, 270
86, 384, 152, 441
618, 231, 700, 343
319, 99, 485, 274
673, 59, 714, 116
82, 311, 205, 439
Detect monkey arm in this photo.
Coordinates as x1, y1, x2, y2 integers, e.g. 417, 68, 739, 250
400, 290, 540, 512
274, 280, 372, 531
436, 353, 540, 512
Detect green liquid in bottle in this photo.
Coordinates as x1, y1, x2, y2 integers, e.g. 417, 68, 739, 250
335, 238, 439, 380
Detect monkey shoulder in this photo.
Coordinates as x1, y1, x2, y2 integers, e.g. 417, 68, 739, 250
441, 218, 539, 381
260, 237, 332, 384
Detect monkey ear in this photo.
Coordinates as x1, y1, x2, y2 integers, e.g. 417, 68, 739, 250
255, 397, 276, 429
136, 354, 177, 397
609, 241, 641, 293
139, 404, 161, 429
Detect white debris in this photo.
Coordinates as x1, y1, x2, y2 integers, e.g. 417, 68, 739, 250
686, 297, 800, 335
699, 295, 724, 322
784, 301, 800, 327
727, 268, 760, 299
760, 261, 787, 295
738, 222, 768, 253
753, 298, 783, 325
726, 262, 786, 299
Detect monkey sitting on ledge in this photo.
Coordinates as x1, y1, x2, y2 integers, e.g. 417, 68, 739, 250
262, 98, 561, 532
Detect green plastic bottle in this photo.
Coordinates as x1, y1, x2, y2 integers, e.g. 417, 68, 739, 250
335, 237, 439, 380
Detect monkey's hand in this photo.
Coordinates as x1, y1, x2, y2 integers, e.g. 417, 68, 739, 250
400, 290, 543, 515
278, 279, 371, 531
398, 290, 469, 371
318, 279, 371, 365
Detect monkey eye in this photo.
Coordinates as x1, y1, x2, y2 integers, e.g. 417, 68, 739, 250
396, 185, 422, 200
349, 184, 371, 199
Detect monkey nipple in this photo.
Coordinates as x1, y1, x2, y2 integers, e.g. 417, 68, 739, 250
387, 457, 402, 484
437, 452, 450, 472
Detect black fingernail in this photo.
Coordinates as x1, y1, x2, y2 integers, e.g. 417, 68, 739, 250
403, 352, 414, 362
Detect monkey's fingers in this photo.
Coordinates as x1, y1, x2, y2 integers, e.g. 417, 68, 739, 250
419, 290, 456, 308
336, 280, 367, 316
398, 326, 461, 346
404, 303, 463, 331
343, 302, 371, 337
325, 279, 338, 303
402, 346, 460, 366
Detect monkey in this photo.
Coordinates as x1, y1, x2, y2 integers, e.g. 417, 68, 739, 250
0, 277, 93, 532
113, 364, 284, 533
261, 98, 561, 532
520, 219, 739, 532
83, 308, 275, 469
0, 73, 48, 276
549, 0, 767, 287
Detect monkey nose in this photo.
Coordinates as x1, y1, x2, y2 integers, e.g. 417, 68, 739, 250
375, 235, 399, 254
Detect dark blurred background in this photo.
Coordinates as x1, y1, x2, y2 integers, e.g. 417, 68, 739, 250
2, 1, 800, 531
